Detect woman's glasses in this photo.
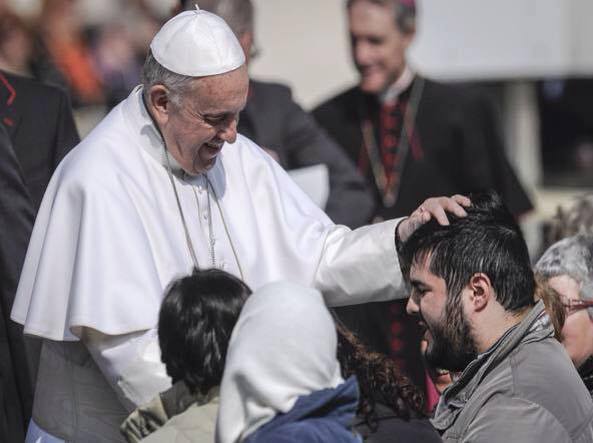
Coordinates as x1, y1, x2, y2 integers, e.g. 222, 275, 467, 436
562, 298, 593, 316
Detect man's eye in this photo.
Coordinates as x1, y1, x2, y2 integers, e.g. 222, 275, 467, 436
205, 116, 225, 125
412, 287, 426, 299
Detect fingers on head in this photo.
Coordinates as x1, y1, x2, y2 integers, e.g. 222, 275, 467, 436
451, 194, 471, 207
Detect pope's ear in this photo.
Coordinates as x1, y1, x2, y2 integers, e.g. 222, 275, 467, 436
147, 85, 171, 124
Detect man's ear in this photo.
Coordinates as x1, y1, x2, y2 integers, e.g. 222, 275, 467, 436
467, 273, 492, 312
147, 85, 171, 126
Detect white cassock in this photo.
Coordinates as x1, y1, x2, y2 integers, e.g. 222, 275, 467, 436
12, 86, 405, 442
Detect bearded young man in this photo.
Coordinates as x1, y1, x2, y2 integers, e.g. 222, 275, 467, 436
401, 192, 593, 442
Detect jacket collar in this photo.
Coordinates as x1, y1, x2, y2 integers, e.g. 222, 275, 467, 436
431, 300, 551, 432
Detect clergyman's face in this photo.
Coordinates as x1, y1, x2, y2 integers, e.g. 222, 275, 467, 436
163, 64, 249, 175
407, 256, 478, 373
348, 0, 414, 95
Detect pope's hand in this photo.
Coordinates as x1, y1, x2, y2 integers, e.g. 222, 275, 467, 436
397, 195, 471, 243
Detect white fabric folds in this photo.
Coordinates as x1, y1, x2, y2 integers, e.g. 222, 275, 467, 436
215, 281, 343, 443
150, 8, 245, 77
11, 86, 404, 342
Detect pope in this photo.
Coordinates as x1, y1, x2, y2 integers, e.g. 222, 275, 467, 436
12, 8, 468, 442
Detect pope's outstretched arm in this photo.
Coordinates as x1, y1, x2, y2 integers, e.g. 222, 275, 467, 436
314, 195, 470, 306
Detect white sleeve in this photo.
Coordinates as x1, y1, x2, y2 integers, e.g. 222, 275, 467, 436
81, 328, 172, 411
315, 218, 406, 307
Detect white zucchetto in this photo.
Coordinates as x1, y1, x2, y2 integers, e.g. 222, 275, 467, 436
149, 6, 245, 77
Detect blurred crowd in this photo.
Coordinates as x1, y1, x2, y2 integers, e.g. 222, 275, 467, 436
0, 0, 168, 109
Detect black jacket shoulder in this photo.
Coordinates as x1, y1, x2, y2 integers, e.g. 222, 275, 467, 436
249, 79, 292, 102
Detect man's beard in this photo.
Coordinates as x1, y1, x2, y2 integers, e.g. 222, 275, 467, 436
423, 300, 478, 373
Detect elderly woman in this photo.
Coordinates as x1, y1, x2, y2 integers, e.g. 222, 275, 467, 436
216, 281, 361, 443
535, 234, 593, 396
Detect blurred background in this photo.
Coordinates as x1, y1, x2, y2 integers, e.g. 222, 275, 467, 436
2, 0, 592, 254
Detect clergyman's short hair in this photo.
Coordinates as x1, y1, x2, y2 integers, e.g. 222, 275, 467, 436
158, 268, 251, 395
400, 192, 535, 313
535, 234, 593, 317
346, 0, 416, 34
181, 0, 254, 37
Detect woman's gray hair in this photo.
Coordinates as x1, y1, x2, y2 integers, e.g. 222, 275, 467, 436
535, 234, 593, 316
141, 50, 195, 106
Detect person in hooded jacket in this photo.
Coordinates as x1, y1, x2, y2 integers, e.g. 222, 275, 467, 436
215, 281, 361, 443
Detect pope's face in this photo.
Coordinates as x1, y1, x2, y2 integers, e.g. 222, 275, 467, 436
348, 1, 414, 95
548, 274, 593, 368
407, 256, 478, 373
163, 65, 249, 175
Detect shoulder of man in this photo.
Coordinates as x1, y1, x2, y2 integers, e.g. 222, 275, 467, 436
0, 70, 67, 111
312, 85, 360, 118
451, 337, 593, 443
457, 393, 579, 443
249, 79, 292, 98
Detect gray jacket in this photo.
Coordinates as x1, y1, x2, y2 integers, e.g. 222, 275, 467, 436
432, 300, 593, 442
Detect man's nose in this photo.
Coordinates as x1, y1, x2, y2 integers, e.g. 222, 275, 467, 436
353, 40, 372, 66
218, 116, 238, 144
406, 294, 419, 316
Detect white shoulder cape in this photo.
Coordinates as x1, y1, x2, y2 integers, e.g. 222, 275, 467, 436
12, 87, 403, 341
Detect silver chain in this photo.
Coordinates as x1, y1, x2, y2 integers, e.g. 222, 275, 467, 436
162, 146, 245, 280
190, 177, 215, 268
144, 94, 244, 278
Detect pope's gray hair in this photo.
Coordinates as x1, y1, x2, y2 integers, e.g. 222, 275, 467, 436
141, 50, 195, 106
535, 234, 593, 317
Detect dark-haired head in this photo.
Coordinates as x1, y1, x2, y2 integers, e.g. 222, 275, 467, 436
401, 192, 535, 372
158, 268, 251, 395
401, 191, 535, 313
336, 322, 425, 429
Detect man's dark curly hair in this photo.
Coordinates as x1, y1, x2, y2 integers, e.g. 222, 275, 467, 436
336, 323, 425, 430
158, 268, 251, 395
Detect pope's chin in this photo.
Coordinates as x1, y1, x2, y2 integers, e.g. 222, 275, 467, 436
191, 151, 220, 174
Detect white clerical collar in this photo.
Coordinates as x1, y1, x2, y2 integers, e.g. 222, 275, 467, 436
379, 66, 415, 104
128, 85, 186, 176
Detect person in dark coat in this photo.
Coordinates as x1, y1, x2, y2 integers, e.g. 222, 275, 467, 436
312, 0, 533, 394
0, 71, 79, 435
181, 0, 374, 228
0, 123, 35, 442
337, 323, 441, 442
0, 69, 79, 210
